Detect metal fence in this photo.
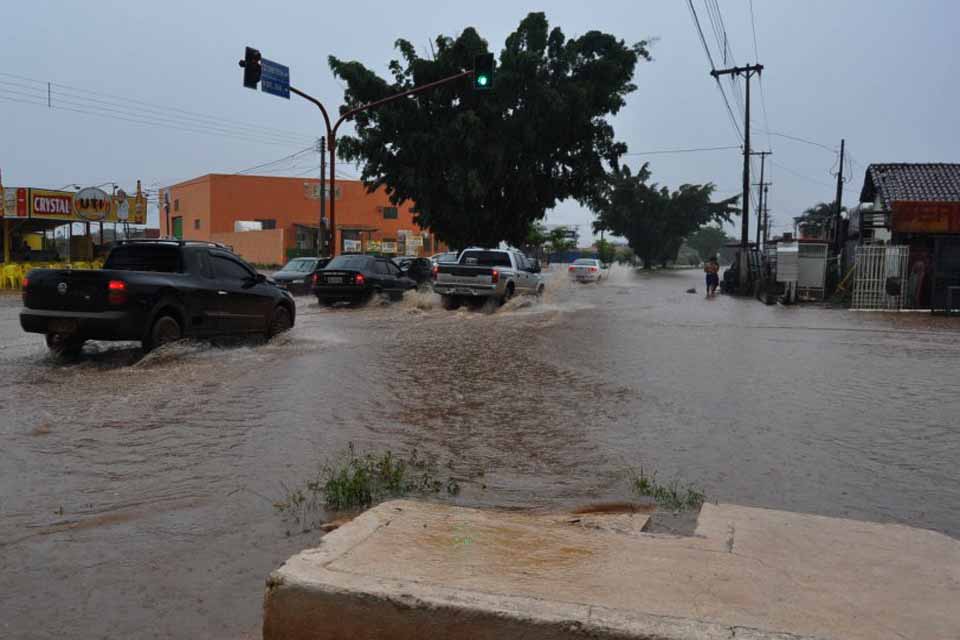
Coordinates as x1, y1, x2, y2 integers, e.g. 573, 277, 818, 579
851, 245, 910, 310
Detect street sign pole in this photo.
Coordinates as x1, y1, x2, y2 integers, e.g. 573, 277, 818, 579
242, 47, 482, 256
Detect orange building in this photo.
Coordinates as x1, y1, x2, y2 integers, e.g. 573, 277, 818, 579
158, 174, 443, 265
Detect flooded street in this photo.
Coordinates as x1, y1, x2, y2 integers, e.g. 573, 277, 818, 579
2, 266, 958, 639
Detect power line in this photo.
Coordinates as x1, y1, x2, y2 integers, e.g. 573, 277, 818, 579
0, 87, 312, 148
0, 71, 315, 142
0, 79, 313, 146
624, 145, 741, 156
764, 131, 835, 152
686, 0, 744, 141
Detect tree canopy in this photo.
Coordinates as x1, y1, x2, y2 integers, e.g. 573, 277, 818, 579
329, 13, 649, 249
686, 225, 736, 262
794, 202, 841, 239
590, 163, 739, 268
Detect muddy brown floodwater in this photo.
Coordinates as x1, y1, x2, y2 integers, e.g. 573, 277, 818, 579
1, 267, 958, 639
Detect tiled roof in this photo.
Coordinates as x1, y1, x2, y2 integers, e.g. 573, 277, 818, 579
860, 163, 960, 208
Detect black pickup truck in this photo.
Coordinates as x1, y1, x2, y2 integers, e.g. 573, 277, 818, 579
20, 240, 296, 356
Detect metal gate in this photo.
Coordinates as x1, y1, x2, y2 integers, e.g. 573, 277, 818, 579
851, 245, 910, 310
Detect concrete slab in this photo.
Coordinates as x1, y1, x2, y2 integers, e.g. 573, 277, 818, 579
263, 501, 960, 640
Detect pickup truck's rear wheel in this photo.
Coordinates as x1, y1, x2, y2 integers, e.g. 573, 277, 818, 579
45, 333, 85, 358
268, 305, 293, 337
441, 295, 461, 310
499, 283, 515, 306
146, 315, 182, 351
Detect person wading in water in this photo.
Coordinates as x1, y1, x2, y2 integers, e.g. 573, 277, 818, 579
704, 256, 720, 297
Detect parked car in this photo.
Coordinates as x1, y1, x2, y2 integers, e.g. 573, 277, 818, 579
392, 256, 433, 286
430, 251, 459, 265
314, 254, 416, 306
568, 258, 606, 283
20, 240, 296, 356
271, 256, 330, 294
432, 248, 544, 310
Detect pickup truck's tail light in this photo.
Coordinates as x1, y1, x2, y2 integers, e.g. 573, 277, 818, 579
354, 273, 366, 286
491, 269, 500, 284
432, 264, 439, 280
107, 279, 127, 305
312, 272, 319, 285
568, 266, 575, 272
21, 276, 29, 288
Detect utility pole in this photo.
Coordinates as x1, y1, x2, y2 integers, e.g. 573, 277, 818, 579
317, 136, 326, 256
711, 63, 763, 292
751, 150, 771, 249
762, 184, 770, 247
833, 138, 845, 252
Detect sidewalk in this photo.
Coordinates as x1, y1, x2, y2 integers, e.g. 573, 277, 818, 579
264, 500, 960, 639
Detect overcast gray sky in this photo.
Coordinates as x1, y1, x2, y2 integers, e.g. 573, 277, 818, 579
3, 1, 958, 240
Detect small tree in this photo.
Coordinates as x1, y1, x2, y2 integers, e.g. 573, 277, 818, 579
686, 225, 735, 263
596, 237, 616, 264
794, 202, 841, 240
548, 226, 576, 256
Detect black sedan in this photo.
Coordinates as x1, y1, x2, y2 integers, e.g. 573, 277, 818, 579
271, 256, 330, 294
392, 256, 434, 285
314, 254, 416, 305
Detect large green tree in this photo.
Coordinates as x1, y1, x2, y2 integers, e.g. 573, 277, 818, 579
686, 225, 736, 262
591, 164, 739, 268
794, 202, 841, 239
329, 13, 649, 249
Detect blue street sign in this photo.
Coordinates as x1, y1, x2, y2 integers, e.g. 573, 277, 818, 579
261, 58, 290, 99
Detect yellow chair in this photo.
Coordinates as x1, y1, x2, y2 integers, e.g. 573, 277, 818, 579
72, 261, 91, 270
2, 263, 24, 289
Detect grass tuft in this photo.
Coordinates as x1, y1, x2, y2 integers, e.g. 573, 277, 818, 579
630, 466, 705, 512
274, 444, 460, 527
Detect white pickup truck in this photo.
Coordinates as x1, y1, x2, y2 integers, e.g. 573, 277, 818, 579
432, 248, 544, 310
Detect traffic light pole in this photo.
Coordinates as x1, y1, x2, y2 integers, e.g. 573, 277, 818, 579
288, 69, 474, 256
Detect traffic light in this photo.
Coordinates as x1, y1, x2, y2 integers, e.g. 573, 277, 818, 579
240, 47, 262, 89
473, 53, 494, 90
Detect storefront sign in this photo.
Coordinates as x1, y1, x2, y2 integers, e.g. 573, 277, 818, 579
3, 187, 28, 217
892, 201, 960, 234
366, 240, 382, 253
343, 239, 361, 253
31, 190, 74, 217
74, 186, 111, 221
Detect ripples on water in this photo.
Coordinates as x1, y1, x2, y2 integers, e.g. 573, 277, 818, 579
1, 267, 958, 638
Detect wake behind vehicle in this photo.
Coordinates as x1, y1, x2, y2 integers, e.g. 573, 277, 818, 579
392, 256, 433, 286
314, 254, 416, 306
271, 256, 330, 294
20, 240, 296, 356
568, 258, 606, 283
432, 248, 544, 310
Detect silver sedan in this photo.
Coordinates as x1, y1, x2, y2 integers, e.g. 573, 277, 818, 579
568, 258, 605, 283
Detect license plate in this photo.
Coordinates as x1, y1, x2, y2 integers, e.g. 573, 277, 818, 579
326, 277, 343, 284
49, 319, 78, 334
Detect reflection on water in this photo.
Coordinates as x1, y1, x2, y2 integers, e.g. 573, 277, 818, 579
1, 268, 958, 639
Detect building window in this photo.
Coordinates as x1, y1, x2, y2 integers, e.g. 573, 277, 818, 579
382, 206, 398, 220
194, 219, 201, 230
174, 199, 180, 212
256, 219, 277, 230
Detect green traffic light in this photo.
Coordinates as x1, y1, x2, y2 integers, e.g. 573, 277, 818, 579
477, 75, 489, 87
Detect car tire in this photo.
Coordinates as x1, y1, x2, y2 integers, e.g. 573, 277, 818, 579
145, 314, 182, 352
441, 295, 461, 310
267, 305, 293, 338
499, 283, 515, 306
45, 333, 85, 358
536, 284, 545, 297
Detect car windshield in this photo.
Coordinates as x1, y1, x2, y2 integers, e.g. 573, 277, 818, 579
326, 255, 373, 270
459, 251, 512, 267
104, 245, 182, 272
573, 259, 598, 266
437, 253, 459, 263
283, 258, 316, 272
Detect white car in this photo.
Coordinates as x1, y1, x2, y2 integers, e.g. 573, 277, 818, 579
568, 258, 605, 282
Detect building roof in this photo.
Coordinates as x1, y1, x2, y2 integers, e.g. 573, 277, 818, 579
860, 163, 960, 208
